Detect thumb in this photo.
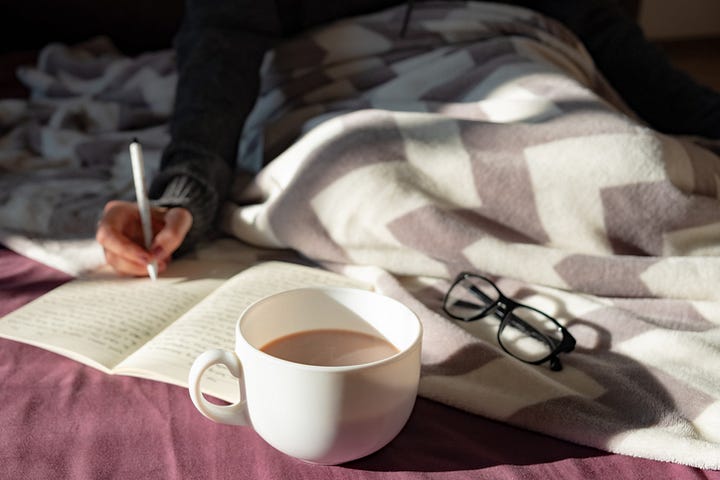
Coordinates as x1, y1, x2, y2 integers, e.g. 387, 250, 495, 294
151, 207, 193, 260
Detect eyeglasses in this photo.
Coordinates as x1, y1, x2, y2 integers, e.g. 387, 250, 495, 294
442, 272, 576, 371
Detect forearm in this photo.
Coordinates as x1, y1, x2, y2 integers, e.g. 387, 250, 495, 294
169, 26, 272, 168
151, 0, 280, 252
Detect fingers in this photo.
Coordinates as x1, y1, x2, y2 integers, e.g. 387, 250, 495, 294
150, 207, 193, 262
96, 201, 189, 277
96, 201, 149, 264
103, 249, 168, 277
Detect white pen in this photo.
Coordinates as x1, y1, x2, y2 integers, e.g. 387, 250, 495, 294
129, 138, 159, 281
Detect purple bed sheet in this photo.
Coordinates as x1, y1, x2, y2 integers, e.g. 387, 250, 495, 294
1, 246, 718, 480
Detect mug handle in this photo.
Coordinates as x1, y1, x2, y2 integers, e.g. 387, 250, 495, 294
188, 349, 249, 426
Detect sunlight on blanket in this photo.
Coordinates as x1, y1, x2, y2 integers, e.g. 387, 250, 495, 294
420, 356, 606, 419
524, 133, 669, 255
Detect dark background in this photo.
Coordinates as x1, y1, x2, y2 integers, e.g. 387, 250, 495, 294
0, 0, 642, 55
4, 0, 718, 100
0, 0, 184, 54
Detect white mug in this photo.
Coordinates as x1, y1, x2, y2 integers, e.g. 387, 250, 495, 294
188, 287, 422, 465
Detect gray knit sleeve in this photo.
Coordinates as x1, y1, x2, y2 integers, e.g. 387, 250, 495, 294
149, 141, 234, 255
146, 0, 280, 255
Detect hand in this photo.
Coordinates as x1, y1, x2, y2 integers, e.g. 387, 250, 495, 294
96, 200, 193, 277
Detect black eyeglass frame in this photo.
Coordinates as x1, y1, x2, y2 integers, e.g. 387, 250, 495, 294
442, 272, 576, 371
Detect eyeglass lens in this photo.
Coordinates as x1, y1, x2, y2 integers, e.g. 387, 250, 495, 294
499, 306, 562, 362
444, 275, 500, 318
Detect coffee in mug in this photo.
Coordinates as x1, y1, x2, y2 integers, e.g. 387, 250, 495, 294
260, 329, 399, 366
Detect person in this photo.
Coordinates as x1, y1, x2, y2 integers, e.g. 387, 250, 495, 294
96, 0, 720, 277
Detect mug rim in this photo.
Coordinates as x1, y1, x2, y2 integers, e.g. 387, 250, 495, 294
235, 286, 423, 372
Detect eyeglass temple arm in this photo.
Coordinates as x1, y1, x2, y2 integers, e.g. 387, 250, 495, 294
468, 285, 546, 340
468, 287, 549, 342
502, 311, 555, 345
468, 285, 493, 304
445, 285, 494, 320
504, 310, 576, 353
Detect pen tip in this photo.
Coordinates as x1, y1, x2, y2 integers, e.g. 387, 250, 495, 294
131, 137, 139, 144
147, 261, 158, 282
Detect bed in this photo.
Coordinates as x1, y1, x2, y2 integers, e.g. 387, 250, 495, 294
1, 245, 717, 479
2, 1, 720, 478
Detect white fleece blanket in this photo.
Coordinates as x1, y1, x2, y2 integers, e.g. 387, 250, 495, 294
1, 2, 720, 469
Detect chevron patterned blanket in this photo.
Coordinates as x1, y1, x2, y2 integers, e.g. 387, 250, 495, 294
1, 1, 719, 468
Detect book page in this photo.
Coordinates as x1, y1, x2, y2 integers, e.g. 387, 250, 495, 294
116, 262, 370, 402
0, 260, 243, 370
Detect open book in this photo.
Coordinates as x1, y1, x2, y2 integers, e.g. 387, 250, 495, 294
0, 260, 368, 403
